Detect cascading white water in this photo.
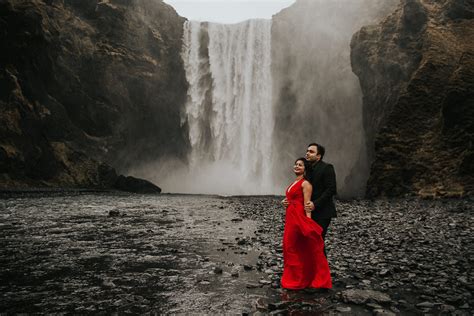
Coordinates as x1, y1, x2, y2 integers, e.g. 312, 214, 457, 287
181, 20, 275, 195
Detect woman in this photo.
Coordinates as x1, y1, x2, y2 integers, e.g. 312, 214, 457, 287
281, 158, 332, 289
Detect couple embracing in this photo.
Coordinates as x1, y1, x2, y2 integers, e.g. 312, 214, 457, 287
280, 143, 337, 290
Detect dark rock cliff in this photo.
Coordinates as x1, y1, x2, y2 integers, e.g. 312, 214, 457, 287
271, 0, 398, 197
351, 0, 474, 198
0, 0, 188, 189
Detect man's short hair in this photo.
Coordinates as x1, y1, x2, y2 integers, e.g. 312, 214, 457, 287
308, 142, 325, 159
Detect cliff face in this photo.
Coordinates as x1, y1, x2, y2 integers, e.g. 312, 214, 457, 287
0, 0, 188, 189
351, 0, 474, 198
271, 0, 398, 197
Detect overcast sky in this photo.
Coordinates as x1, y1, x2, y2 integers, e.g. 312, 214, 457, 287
163, 0, 296, 23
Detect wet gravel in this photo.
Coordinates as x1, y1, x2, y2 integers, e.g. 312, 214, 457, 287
0, 192, 472, 315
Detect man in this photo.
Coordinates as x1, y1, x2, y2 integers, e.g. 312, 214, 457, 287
304, 143, 337, 241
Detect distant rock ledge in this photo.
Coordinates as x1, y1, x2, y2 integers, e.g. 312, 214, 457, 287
113, 175, 161, 194
0, 141, 161, 194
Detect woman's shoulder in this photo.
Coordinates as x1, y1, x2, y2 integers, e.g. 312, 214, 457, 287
301, 179, 312, 187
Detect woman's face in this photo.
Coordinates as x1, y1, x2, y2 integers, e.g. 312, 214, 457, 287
293, 160, 305, 175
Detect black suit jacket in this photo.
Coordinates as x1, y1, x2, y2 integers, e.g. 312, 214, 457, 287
306, 160, 337, 220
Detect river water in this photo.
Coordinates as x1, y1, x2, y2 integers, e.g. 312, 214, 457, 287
0, 193, 281, 314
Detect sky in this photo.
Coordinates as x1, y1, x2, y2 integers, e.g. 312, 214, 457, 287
163, 0, 296, 24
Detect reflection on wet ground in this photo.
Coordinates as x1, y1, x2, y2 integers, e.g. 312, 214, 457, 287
0, 193, 279, 314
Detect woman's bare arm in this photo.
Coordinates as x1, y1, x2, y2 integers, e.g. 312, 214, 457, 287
302, 180, 313, 218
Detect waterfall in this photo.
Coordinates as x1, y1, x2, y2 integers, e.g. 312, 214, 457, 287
180, 20, 275, 195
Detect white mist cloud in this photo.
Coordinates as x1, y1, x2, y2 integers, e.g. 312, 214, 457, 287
128, 158, 283, 195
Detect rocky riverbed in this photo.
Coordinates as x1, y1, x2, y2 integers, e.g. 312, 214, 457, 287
0, 193, 472, 315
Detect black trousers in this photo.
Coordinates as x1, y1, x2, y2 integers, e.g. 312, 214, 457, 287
314, 218, 332, 240
314, 218, 332, 257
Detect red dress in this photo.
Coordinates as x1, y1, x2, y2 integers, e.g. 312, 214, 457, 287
281, 178, 332, 289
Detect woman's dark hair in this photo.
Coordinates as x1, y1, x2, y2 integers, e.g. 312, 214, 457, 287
294, 157, 306, 165
294, 157, 309, 180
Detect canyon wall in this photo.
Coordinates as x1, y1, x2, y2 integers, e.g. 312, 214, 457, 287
0, 0, 188, 189
351, 0, 474, 197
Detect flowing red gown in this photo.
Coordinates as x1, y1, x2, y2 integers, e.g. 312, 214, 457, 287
281, 178, 332, 289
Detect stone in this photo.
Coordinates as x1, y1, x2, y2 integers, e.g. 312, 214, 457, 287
373, 308, 396, 316
102, 279, 116, 288
366, 303, 382, 309
237, 239, 246, 245
268, 302, 289, 311
416, 301, 434, 308
255, 298, 268, 310
335, 306, 352, 313
108, 209, 120, 217
243, 264, 253, 271
440, 304, 456, 312
341, 289, 391, 304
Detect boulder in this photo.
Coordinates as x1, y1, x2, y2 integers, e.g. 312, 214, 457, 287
113, 175, 161, 194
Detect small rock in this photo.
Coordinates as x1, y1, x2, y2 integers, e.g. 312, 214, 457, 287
102, 279, 115, 288
213, 267, 223, 274
255, 297, 268, 310
459, 303, 469, 309
246, 282, 261, 289
439, 304, 455, 312
446, 295, 463, 305
341, 289, 391, 304
416, 301, 434, 308
108, 209, 120, 217
268, 301, 289, 311
335, 306, 351, 313
366, 303, 382, 309
373, 308, 396, 316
